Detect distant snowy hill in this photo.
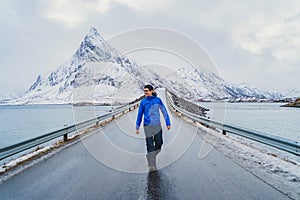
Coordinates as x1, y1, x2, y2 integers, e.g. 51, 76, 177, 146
0, 93, 19, 103
164, 67, 283, 101
284, 89, 300, 99
3, 27, 284, 105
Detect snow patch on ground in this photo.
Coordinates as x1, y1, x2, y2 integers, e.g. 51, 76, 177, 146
0, 126, 93, 179
195, 123, 300, 200
0, 146, 51, 173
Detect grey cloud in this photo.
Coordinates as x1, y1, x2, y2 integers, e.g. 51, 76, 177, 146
0, 0, 299, 94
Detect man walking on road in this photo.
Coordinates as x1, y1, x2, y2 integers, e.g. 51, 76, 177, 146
135, 85, 171, 171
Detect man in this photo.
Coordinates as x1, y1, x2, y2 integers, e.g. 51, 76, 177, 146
135, 85, 171, 171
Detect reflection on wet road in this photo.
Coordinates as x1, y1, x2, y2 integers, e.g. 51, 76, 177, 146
146, 170, 175, 200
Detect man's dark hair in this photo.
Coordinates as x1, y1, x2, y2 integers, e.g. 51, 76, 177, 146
144, 84, 154, 91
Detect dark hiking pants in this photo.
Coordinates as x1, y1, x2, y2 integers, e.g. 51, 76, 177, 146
144, 124, 163, 167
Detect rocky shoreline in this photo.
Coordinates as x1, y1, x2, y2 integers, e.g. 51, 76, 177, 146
281, 98, 300, 108
168, 92, 208, 117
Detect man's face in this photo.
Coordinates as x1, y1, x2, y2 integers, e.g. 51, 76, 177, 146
143, 88, 152, 96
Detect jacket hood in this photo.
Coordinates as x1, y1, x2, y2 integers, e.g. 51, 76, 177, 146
146, 95, 157, 100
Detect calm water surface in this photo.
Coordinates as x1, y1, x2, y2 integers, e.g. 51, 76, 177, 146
199, 102, 300, 142
0, 103, 299, 149
0, 104, 113, 148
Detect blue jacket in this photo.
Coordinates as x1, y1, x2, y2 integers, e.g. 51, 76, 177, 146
136, 95, 171, 130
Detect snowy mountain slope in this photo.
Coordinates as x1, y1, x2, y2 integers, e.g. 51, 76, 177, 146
0, 93, 19, 103
284, 89, 300, 99
162, 66, 283, 101
4, 27, 284, 105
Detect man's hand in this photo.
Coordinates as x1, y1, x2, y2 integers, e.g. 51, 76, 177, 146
135, 130, 140, 135
167, 126, 171, 130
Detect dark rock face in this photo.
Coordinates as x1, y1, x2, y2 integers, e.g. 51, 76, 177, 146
281, 98, 300, 108
169, 92, 208, 117
27, 75, 42, 92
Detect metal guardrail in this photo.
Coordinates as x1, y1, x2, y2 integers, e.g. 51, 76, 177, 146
0, 101, 140, 161
2, 91, 298, 161
166, 92, 300, 156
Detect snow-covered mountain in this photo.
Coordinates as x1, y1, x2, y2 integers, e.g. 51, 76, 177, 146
163, 66, 283, 101
5, 27, 166, 105
284, 89, 300, 99
4, 27, 284, 105
0, 93, 19, 103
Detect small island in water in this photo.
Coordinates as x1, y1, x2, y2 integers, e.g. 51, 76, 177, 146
281, 98, 300, 108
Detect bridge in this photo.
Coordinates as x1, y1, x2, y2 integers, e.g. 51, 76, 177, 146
0, 89, 298, 199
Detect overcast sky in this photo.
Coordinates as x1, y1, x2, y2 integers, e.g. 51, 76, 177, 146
0, 0, 299, 95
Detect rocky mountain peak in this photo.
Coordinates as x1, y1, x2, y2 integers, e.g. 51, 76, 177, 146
88, 27, 102, 38
71, 27, 119, 64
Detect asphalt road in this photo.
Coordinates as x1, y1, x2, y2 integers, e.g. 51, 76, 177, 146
0, 90, 291, 200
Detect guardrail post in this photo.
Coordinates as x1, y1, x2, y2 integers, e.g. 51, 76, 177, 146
63, 124, 68, 142
222, 130, 226, 135
96, 115, 99, 126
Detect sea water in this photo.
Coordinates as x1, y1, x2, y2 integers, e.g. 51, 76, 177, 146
0, 103, 299, 149
0, 104, 113, 148
199, 102, 300, 142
